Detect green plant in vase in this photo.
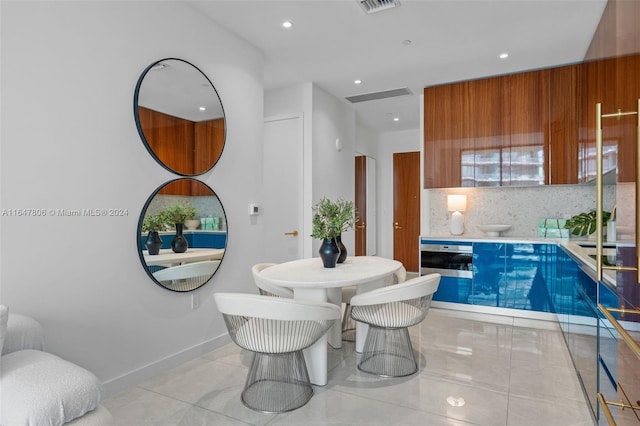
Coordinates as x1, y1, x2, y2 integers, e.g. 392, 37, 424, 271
564, 209, 611, 237
311, 197, 357, 267
162, 203, 196, 225
161, 203, 196, 253
142, 213, 166, 255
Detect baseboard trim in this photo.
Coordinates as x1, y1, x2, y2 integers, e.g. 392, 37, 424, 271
101, 333, 232, 398
432, 301, 559, 322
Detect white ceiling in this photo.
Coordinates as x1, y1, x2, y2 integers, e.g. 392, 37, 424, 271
188, 0, 607, 133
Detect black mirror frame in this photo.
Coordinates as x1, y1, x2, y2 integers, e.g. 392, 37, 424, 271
137, 178, 228, 292
133, 58, 226, 176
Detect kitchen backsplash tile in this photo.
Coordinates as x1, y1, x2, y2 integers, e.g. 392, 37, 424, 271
423, 184, 619, 238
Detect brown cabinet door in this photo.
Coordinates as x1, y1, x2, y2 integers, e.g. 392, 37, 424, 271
549, 65, 579, 184
613, 54, 639, 183
506, 70, 550, 186
469, 76, 506, 187
138, 106, 195, 195
423, 82, 473, 188
579, 54, 639, 184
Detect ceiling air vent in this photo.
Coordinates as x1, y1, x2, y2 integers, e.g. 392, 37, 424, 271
358, 0, 401, 14
345, 87, 412, 104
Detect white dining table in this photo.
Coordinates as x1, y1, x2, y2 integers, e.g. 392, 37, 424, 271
143, 248, 225, 267
259, 255, 403, 385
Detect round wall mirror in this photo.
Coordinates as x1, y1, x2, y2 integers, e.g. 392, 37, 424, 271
138, 178, 227, 292
134, 58, 226, 176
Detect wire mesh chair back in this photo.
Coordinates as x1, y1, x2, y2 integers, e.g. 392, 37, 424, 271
251, 263, 294, 298
349, 273, 441, 377
214, 293, 341, 413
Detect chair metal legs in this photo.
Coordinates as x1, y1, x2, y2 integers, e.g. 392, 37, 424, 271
342, 303, 356, 342
242, 351, 313, 413
357, 326, 418, 377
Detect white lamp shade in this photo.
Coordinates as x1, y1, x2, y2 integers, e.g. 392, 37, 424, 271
447, 195, 467, 212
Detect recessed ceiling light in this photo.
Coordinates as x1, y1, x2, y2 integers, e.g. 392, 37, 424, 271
354, 79, 362, 85
282, 21, 293, 29
499, 52, 509, 59
199, 107, 206, 111
393, 117, 400, 122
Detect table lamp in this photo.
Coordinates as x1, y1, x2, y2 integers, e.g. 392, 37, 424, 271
447, 195, 467, 235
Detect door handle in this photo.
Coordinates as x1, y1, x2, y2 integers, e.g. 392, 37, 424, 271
394, 222, 402, 230
284, 230, 299, 236
595, 101, 640, 283
356, 223, 366, 229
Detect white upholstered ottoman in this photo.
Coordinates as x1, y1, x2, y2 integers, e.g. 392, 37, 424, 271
0, 306, 113, 425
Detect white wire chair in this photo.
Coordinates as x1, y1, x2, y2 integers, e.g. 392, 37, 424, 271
152, 260, 220, 291
342, 265, 407, 341
251, 263, 294, 298
350, 273, 440, 377
213, 293, 341, 413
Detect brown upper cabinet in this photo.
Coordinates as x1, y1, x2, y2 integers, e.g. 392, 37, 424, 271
423, 53, 639, 188
425, 69, 551, 188
138, 106, 225, 195
578, 54, 639, 184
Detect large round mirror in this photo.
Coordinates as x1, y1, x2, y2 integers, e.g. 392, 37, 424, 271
134, 58, 225, 176
138, 178, 227, 292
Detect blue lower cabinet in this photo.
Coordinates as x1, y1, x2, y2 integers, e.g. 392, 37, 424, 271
190, 232, 226, 249
432, 276, 472, 303
471, 242, 505, 306
140, 232, 226, 250
501, 243, 557, 312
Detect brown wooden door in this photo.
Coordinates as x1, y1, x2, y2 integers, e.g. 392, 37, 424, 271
393, 152, 420, 272
354, 155, 367, 256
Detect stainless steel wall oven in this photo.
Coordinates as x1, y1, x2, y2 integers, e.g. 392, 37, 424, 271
420, 242, 473, 277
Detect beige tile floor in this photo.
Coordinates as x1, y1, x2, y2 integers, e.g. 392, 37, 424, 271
103, 308, 595, 425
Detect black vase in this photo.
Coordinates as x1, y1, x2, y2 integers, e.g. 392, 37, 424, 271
319, 237, 340, 268
145, 231, 162, 255
336, 234, 347, 263
171, 223, 188, 253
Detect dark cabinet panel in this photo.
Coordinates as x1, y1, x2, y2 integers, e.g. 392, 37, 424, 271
578, 54, 639, 184
424, 82, 473, 188
549, 65, 579, 184
424, 70, 552, 188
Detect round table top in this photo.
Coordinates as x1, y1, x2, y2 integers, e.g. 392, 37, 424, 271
259, 256, 403, 289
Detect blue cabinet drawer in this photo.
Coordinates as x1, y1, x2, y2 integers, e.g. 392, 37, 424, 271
432, 276, 471, 304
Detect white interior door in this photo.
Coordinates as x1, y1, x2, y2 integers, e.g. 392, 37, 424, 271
262, 115, 303, 263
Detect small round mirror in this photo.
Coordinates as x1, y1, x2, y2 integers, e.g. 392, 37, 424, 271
134, 58, 225, 176
138, 178, 227, 292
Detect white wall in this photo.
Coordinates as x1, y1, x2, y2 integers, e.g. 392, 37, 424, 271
311, 85, 357, 254
1, 1, 264, 396
376, 129, 422, 259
